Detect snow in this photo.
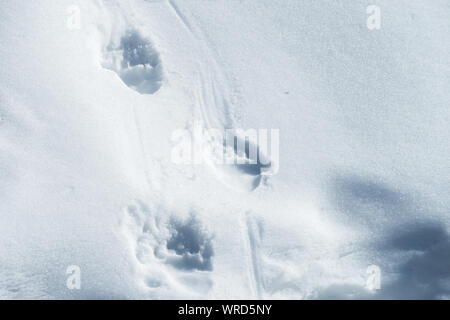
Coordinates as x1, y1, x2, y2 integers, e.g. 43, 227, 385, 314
0, 0, 450, 299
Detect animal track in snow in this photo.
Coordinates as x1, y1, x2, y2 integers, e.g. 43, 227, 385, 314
120, 200, 214, 295
102, 30, 163, 94
166, 214, 214, 271
203, 130, 277, 192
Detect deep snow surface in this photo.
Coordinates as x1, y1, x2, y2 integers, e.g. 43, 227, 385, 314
1, 0, 450, 299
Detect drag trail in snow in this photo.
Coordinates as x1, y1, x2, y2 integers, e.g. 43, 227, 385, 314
167, 0, 276, 192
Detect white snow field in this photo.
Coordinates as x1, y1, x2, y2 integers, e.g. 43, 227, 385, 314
1, 0, 450, 299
